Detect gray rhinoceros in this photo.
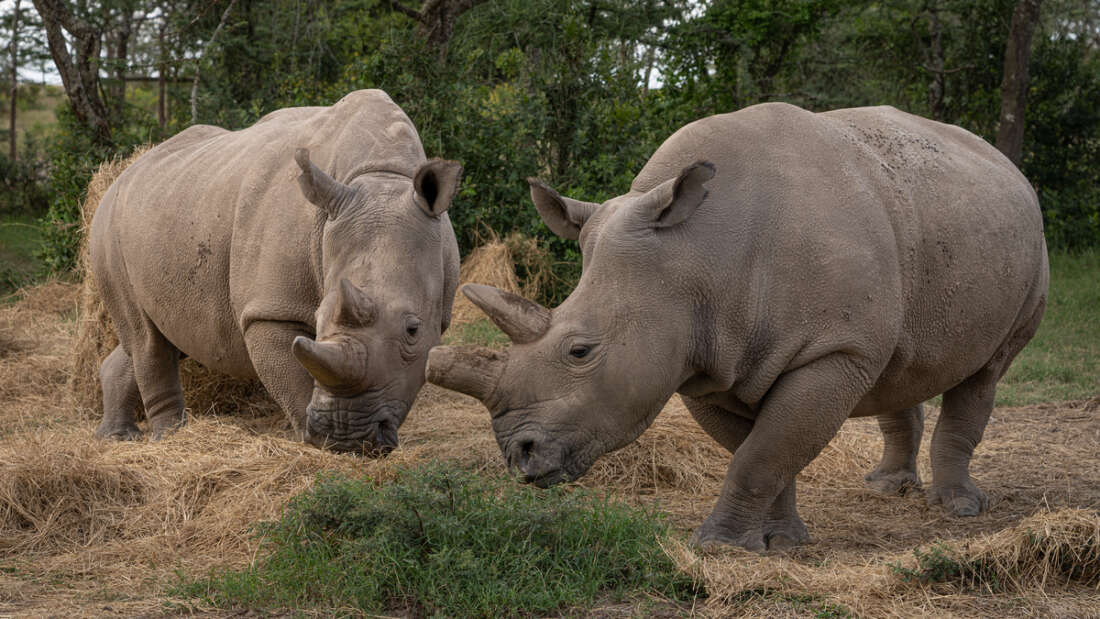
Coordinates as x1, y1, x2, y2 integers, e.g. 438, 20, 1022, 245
427, 103, 1049, 551
90, 89, 461, 454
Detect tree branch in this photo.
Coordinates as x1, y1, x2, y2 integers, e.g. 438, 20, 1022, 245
190, 0, 238, 124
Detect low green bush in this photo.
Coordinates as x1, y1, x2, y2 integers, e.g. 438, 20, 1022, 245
174, 462, 700, 616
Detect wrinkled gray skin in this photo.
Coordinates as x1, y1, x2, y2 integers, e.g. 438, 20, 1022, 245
427, 103, 1048, 551
91, 89, 461, 454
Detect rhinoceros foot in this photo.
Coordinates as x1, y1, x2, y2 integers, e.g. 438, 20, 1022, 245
763, 515, 811, 551
94, 421, 143, 441
928, 480, 988, 517
148, 410, 187, 441
691, 525, 766, 554
865, 467, 922, 496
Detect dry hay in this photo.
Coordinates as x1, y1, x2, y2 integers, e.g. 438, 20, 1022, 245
915, 507, 1100, 592
450, 231, 554, 329
67, 146, 274, 422
585, 397, 729, 496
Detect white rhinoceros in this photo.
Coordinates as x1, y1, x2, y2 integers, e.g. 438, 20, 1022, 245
90, 89, 461, 453
427, 103, 1048, 551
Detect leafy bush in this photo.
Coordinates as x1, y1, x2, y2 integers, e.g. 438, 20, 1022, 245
0, 138, 48, 216
175, 463, 700, 616
36, 105, 147, 274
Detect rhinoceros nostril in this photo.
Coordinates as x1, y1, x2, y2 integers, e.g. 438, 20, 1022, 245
519, 440, 535, 471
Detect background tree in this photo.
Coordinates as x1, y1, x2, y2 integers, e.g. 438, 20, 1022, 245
996, 0, 1044, 164
15, 0, 1100, 284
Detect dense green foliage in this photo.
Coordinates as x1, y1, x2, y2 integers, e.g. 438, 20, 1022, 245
175, 463, 698, 616
0, 213, 43, 296
7, 0, 1100, 296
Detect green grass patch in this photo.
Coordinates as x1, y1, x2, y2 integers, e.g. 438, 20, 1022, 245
173, 463, 700, 616
444, 317, 511, 348
996, 249, 1100, 406
0, 214, 45, 297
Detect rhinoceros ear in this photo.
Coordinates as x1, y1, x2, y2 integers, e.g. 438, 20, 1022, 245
635, 161, 715, 229
528, 178, 600, 241
295, 148, 356, 219
414, 159, 463, 217
462, 283, 550, 344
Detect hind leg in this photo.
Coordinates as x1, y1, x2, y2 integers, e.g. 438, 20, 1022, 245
95, 345, 143, 440
129, 323, 187, 439
683, 396, 809, 550
928, 368, 996, 516
865, 405, 923, 495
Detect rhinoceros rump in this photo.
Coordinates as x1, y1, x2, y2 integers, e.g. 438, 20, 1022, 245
90, 89, 461, 454
427, 103, 1048, 551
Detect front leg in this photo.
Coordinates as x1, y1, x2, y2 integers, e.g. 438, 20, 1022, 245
682, 395, 808, 550
689, 354, 872, 552
244, 320, 315, 440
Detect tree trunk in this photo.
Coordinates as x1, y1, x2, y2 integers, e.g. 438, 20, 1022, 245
32, 0, 112, 144
391, 0, 489, 57
8, 0, 21, 160
157, 21, 166, 129
926, 4, 946, 121
996, 0, 1044, 166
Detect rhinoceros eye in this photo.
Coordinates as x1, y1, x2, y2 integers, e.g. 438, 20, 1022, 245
405, 317, 422, 339
568, 344, 590, 359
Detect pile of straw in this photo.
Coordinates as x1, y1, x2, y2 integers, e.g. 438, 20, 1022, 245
450, 231, 554, 328
906, 507, 1100, 592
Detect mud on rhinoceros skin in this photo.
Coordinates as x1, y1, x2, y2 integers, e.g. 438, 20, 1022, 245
89, 89, 462, 454
427, 102, 1049, 552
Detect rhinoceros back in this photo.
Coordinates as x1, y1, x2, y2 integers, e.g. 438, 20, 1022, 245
90, 90, 427, 378
631, 103, 1046, 412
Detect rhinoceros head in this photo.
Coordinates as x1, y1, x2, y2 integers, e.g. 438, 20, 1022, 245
427, 161, 714, 485
291, 148, 461, 454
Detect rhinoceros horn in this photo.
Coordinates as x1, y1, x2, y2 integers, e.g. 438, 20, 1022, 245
332, 278, 376, 327
294, 147, 356, 219
462, 283, 550, 344
292, 336, 367, 390
426, 345, 507, 404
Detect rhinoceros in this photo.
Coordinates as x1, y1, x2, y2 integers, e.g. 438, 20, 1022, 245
427, 103, 1049, 551
90, 89, 461, 454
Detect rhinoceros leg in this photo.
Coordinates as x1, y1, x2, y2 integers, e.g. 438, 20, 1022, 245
928, 368, 996, 516
95, 345, 143, 440
244, 320, 313, 439
865, 405, 923, 495
682, 395, 809, 551
688, 355, 870, 552
129, 325, 187, 440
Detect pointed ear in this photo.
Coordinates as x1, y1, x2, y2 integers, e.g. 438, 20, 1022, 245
635, 161, 715, 229
462, 283, 550, 344
528, 178, 600, 241
414, 159, 463, 217
295, 148, 355, 219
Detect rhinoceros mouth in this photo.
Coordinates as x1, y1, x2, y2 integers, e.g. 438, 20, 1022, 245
305, 393, 407, 455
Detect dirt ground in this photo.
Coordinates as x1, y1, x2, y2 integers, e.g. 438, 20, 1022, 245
1, 280, 1097, 618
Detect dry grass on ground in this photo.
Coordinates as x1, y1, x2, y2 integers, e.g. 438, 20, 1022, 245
1, 205, 1098, 616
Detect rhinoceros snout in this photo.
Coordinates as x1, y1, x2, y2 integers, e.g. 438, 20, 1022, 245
304, 395, 404, 456
505, 436, 566, 488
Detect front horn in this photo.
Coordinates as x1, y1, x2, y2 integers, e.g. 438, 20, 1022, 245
426, 345, 506, 404
462, 284, 550, 345
292, 336, 367, 389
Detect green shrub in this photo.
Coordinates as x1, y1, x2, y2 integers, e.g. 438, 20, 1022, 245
0, 137, 49, 216
175, 462, 700, 616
